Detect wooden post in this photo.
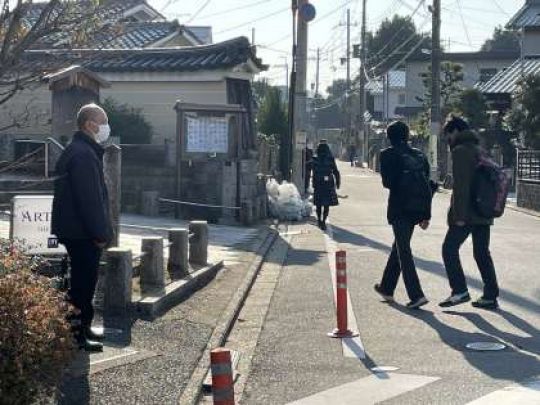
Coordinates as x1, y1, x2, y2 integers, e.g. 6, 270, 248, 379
103, 248, 132, 318
168, 228, 189, 279
140, 237, 165, 293
104, 144, 122, 247
189, 221, 208, 266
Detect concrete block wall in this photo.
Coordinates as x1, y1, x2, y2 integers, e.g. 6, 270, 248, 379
517, 180, 540, 212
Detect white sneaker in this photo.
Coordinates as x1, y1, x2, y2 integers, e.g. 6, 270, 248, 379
439, 292, 470, 308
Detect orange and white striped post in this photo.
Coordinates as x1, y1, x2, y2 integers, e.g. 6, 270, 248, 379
328, 250, 359, 338
210, 348, 235, 405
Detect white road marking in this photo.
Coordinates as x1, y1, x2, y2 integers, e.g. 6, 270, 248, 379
324, 220, 366, 359
466, 380, 540, 404
286, 373, 440, 405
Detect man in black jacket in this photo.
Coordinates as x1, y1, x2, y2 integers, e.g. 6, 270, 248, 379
52, 103, 113, 352
374, 121, 432, 309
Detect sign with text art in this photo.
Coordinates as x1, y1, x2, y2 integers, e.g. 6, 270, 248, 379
10, 195, 65, 255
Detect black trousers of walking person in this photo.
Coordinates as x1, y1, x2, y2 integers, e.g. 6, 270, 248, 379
380, 219, 425, 301
442, 225, 499, 300
63, 239, 102, 329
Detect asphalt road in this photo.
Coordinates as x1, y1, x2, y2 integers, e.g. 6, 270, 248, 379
240, 161, 540, 405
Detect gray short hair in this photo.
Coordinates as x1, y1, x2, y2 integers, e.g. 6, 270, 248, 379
77, 103, 106, 129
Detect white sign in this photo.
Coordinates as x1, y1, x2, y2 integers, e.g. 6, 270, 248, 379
11, 195, 65, 255
186, 116, 229, 153
296, 131, 307, 150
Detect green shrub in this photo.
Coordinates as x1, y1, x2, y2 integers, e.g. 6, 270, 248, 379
0, 240, 75, 405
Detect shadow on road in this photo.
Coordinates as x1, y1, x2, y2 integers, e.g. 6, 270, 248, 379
390, 305, 540, 382
444, 309, 540, 357
330, 224, 540, 315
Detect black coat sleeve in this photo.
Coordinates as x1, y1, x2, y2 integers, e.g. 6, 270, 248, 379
380, 150, 399, 190
69, 153, 110, 242
332, 159, 341, 189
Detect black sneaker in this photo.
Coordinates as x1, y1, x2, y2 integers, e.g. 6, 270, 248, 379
374, 284, 394, 303
472, 297, 499, 310
321, 222, 327, 231
406, 296, 429, 310
439, 292, 470, 308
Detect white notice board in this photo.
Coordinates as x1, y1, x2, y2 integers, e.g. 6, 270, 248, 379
11, 195, 65, 255
186, 116, 229, 153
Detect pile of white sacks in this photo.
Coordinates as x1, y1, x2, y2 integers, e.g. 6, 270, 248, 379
266, 179, 313, 221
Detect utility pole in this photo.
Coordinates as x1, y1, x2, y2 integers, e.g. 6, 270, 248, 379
292, 0, 309, 192
315, 47, 320, 98
430, 0, 441, 180
346, 8, 351, 146
359, 0, 367, 165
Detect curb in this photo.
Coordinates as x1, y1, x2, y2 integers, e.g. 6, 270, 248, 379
135, 261, 225, 319
178, 227, 278, 405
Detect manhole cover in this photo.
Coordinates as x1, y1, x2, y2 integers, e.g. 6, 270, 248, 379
466, 342, 507, 351
371, 366, 400, 373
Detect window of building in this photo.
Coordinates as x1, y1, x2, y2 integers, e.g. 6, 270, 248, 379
479, 68, 498, 83
398, 93, 406, 105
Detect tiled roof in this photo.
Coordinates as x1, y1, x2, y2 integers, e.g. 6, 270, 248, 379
26, 37, 267, 73
101, 22, 179, 49
185, 27, 213, 45
507, 1, 540, 29
478, 57, 540, 94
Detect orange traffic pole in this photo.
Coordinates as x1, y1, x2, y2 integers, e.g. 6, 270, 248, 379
210, 348, 235, 405
328, 250, 359, 338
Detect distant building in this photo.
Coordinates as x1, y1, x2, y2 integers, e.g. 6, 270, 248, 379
366, 71, 406, 121
404, 50, 519, 116
479, 0, 540, 110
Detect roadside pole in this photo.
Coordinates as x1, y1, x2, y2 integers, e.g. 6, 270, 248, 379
430, 0, 441, 180
359, 0, 367, 165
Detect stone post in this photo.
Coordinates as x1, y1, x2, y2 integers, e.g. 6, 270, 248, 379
104, 144, 122, 247
168, 228, 189, 279
140, 237, 165, 293
241, 200, 254, 226
189, 221, 208, 266
103, 248, 132, 318
141, 191, 159, 217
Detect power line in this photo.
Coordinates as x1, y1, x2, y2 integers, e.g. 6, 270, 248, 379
215, 6, 289, 35
198, 0, 272, 19
186, 0, 212, 24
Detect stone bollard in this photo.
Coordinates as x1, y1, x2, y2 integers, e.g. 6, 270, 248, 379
103, 248, 132, 318
141, 191, 160, 217
168, 228, 189, 279
241, 200, 254, 226
103, 145, 122, 247
189, 221, 208, 266
140, 237, 165, 293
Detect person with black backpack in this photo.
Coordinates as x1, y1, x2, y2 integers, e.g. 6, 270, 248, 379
312, 141, 340, 230
439, 115, 501, 310
374, 121, 433, 309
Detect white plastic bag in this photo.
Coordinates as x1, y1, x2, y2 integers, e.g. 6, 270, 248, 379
266, 179, 312, 221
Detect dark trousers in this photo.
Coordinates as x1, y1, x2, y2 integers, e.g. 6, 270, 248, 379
380, 219, 425, 301
442, 225, 499, 300
63, 239, 102, 328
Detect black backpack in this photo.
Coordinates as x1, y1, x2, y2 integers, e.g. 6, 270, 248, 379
471, 151, 509, 219
398, 149, 432, 215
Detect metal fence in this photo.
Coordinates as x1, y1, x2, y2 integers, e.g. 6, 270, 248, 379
517, 150, 540, 182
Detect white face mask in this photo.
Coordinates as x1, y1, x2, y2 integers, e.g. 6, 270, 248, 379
95, 124, 111, 143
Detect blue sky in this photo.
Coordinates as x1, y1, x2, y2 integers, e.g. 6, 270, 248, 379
149, 0, 522, 93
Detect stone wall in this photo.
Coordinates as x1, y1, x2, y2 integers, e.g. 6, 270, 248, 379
121, 165, 176, 214
517, 180, 540, 212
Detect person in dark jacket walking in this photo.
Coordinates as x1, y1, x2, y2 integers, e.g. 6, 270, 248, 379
374, 121, 432, 309
439, 115, 499, 310
52, 103, 113, 352
347, 144, 357, 167
312, 141, 340, 230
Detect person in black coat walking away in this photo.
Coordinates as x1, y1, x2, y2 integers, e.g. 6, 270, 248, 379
52, 103, 114, 352
374, 121, 433, 309
312, 141, 340, 230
